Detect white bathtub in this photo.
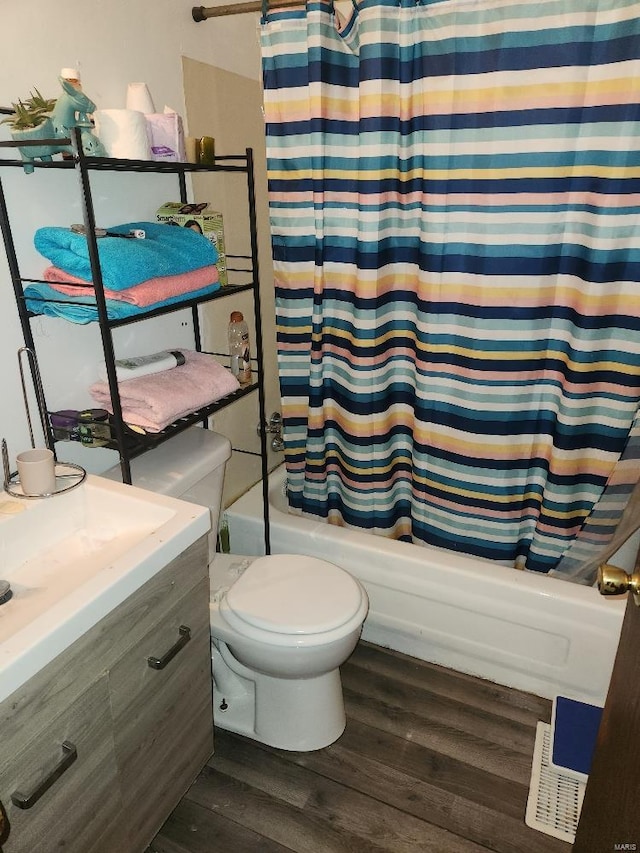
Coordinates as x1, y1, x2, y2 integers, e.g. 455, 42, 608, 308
224, 465, 627, 704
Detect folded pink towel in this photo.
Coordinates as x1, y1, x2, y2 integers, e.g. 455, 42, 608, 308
43, 264, 219, 307
90, 349, 240, 433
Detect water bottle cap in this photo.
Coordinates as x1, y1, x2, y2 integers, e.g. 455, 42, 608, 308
230, 311, 244, 322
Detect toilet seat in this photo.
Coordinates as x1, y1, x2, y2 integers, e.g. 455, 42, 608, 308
223, 554, 365, 637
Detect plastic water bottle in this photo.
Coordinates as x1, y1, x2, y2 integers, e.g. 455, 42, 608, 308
228, 311, 251, 385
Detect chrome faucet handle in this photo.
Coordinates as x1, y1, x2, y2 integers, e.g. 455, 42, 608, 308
257, 412, 285, 451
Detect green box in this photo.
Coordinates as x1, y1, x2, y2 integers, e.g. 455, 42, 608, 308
156, 202, 228, 286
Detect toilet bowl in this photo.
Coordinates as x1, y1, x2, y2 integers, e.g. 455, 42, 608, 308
103, 427, 369, 751
211, 552, 368, 750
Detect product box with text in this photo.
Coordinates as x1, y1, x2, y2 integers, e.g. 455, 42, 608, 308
156, 202, 228, 286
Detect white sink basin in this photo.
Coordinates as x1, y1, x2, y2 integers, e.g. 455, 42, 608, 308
0, 474, 210, 703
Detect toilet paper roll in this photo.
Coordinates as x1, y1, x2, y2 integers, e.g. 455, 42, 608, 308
93, 109, 152, 160
125, 82, 156, 115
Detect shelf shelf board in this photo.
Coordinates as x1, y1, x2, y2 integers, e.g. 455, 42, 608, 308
21, 282, 256, 327
110, 380, 259, 458
0, 147, 250, 174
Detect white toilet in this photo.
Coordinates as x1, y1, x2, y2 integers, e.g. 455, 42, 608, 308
103, 427, 368, 751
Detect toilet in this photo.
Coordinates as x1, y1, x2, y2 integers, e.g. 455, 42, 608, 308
103, 427, 368, 751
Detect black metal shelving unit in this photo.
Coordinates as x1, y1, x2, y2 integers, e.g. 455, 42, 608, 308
0, 126, 271, 552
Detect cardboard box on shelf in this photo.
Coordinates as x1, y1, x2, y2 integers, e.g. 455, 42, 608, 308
156, 202, 228, 286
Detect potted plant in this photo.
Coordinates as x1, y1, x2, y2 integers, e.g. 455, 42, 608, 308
1, 89, 59, 172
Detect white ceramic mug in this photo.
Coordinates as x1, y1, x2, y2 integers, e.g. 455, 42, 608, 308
17, 448, 56, 496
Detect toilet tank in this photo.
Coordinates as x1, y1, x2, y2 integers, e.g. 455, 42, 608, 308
102, 427, 232, 564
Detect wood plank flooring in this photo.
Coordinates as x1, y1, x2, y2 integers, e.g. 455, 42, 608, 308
149, 642, 570, 853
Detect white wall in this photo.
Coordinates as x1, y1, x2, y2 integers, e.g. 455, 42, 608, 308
0, 2, 265, 475
182, 59, 282, 504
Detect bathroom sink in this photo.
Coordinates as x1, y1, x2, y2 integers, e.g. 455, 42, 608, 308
0, 474, 210, 703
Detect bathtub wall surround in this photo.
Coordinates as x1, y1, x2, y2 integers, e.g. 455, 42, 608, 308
225, 465, 627, 705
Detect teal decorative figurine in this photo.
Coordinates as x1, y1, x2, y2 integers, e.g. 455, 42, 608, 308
51, 77, 107, 158
1, 89, 58, 174
2, 72, 107, 173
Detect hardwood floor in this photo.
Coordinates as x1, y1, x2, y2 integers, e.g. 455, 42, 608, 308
149, 642, 570, 852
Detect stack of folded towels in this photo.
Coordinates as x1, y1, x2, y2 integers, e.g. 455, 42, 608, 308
89, 348, 240, 433
25, 221, 221, 323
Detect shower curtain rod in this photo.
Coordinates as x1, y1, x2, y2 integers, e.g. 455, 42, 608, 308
192, 1, 301, 20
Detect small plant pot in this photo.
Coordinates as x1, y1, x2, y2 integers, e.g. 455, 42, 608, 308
11, 119, 60, 173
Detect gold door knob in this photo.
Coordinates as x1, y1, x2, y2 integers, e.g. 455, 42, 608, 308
597, 563, 640, 605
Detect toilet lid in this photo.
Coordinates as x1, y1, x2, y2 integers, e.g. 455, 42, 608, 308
225, 554, 364, 635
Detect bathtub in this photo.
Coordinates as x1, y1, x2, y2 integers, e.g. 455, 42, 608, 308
224, 465, 628, 704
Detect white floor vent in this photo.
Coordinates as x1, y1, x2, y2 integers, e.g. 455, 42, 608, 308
525, 721, 586, 843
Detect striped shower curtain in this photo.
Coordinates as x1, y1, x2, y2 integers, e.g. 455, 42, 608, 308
260, 0, 640, 578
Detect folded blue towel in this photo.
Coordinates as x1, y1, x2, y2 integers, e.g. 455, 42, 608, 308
34, 222, 219, 292
23, 280, 221, 324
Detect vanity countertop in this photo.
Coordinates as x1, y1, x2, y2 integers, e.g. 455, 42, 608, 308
0, 474, 209, 703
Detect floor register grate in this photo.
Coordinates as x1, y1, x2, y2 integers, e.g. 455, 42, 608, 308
525, 722, 586, 843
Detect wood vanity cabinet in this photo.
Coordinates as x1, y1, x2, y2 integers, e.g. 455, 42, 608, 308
0, 535, 212, 853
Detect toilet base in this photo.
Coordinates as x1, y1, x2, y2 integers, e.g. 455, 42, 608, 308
212, 641, 346, 751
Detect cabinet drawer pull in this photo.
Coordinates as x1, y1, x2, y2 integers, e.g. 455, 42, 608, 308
147, 624, 191, 670
11, 741, 77, 810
